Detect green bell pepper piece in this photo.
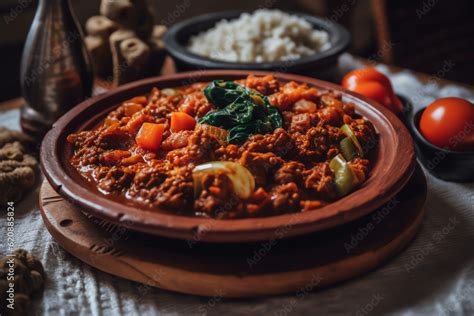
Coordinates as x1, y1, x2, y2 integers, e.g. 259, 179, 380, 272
341, 124, 364, 157
340, 136, 358, 161
329, 154, 357, 197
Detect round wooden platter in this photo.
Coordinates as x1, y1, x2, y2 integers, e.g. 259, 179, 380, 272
39, 165, 427, 298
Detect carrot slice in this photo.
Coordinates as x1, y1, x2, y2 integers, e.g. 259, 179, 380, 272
130, 96, 148, 105
170, 112, 196, 132
135, 123, 165, 151
122, 102, 143, 116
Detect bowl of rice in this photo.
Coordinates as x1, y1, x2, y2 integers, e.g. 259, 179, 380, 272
163, 9, 350, 76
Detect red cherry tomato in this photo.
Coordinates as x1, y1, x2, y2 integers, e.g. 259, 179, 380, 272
419, 97, 474, 151
351, 81, 391, 107
342, 68, 393, 93
342, 68, 403, 114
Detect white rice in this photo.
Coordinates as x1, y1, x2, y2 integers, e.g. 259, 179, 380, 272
187, 9, 331, 63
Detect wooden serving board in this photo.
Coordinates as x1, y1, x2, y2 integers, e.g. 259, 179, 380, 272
39, 165, 427, 298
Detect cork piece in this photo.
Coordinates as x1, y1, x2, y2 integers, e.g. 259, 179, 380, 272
149, 24, 167, 50
85, 35, 113, 77
121, 38, 151, 65
109, 29, 136, 52
110, 29, 135, 84
0, 139, 37, 205
100, 0, 154, 38
85, 15, 119, 39
114, 37, 151, 85
0, 249, 45, 315
84, 1, 166, 82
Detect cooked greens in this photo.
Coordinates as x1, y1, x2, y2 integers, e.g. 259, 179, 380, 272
199, 80, 283, 144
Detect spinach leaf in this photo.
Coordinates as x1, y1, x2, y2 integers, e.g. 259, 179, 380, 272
203, 81, 247, 108
199, 80, 283, 144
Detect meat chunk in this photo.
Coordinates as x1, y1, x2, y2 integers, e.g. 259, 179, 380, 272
161, 130, 194, 150
346, 118, 377, 149
245, 187, 271, 215
101, 150, 131, 165
269, 81, 320, 110
153, 166, 193, 211
97, 166, 134, 193
245, 183, 301, 216
270, 182, 301, 213
295, 126, 344, 162
244, 74, 280, 95
68, 130, 106, 167
274, 161, 306, 185
281, 111, 294, 129
215, 144, 240, 161
317, 94, 348, 126
349, 158, 370, 182
67, 130, 95, 147
178, 92, 213, 118
317, 106, 343, 126
166, 129, 221, 166
132, 161, 172, 191
293, 99, 318, 113
239, 151, 283, 187
242, 128, 295, 158
303, 162, 337, 200
125, 114, 155, 134
320, 93, 344, 109
99, 124, 132, 149
194, 172, 243, 218
290, 113, 319, 133
147, 94, 180, 120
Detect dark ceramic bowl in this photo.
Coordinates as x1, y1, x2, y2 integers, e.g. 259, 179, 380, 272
163, 10, 350, 78
409, 108, 474, 182
397, 94, 413, 127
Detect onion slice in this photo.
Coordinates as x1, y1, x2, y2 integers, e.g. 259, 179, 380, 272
329, 154, 360, 197
197, 124, 228, 145
192, 161, 255, 199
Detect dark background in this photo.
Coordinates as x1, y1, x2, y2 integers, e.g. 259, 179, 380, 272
0, 0, 473, 102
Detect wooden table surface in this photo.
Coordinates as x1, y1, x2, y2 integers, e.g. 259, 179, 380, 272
2, 56, 473, 113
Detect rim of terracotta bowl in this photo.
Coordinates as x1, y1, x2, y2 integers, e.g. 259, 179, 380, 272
40, 70, 415, 243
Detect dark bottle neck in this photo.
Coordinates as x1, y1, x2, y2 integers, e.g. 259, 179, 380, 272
30, 0, 85, 49
34, 0, 79, 29
38, 0, 72, 11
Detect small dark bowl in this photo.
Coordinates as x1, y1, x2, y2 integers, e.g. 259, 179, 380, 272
410, 109, 474, 182
163, 10, 350, 78
397, 94, 413, 127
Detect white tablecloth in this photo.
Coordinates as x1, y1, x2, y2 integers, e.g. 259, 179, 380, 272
1, 55, 473, 315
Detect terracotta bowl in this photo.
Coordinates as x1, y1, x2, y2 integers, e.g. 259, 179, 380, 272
40, 70, 415, 243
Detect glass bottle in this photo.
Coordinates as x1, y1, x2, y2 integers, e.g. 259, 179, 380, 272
20, 0, 93, 139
